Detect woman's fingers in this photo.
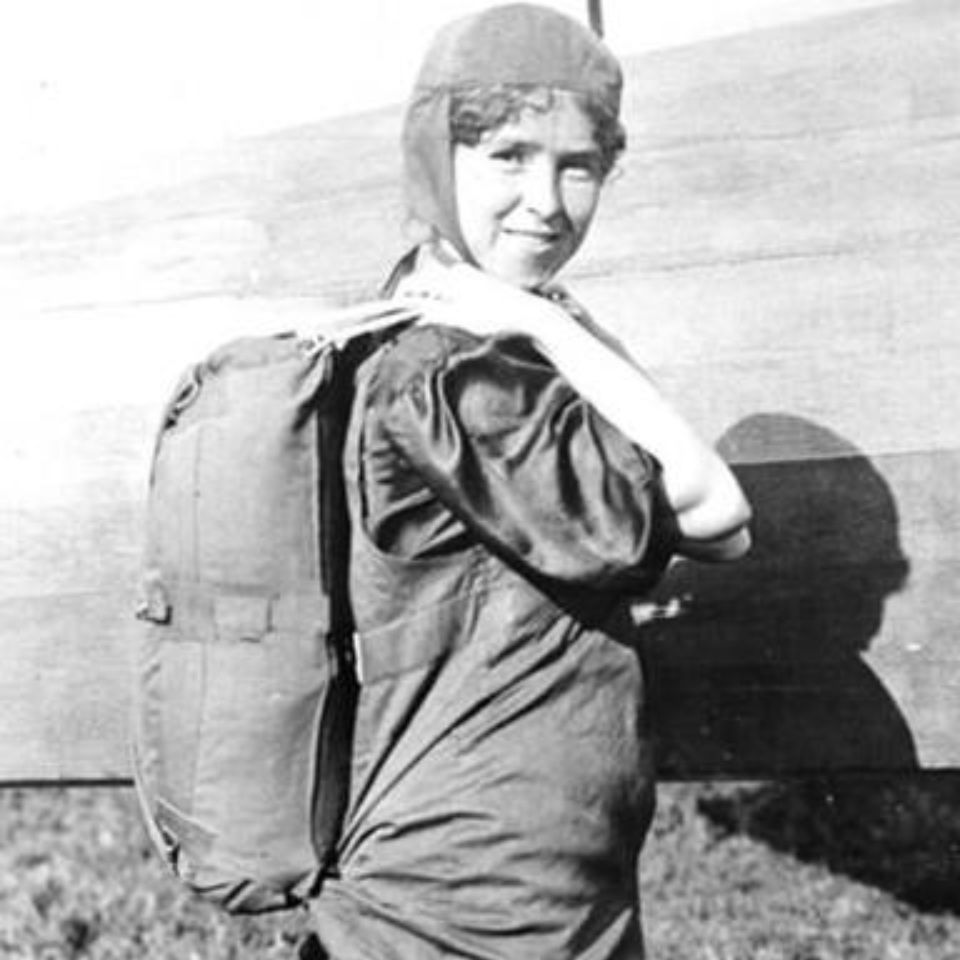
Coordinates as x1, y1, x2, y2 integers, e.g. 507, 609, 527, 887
399, 263, 562, 338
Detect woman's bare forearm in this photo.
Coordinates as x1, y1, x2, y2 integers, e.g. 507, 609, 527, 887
402, 262, 752, 557
528, 310, 752, 555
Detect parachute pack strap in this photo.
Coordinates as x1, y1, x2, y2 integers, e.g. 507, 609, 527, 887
315, 354, 355, 638
304, 300, 425, 349
379, 245, 421, 297
310, 346, 361, 868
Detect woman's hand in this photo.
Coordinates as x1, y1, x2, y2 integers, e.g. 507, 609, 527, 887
398, 259, 561, 342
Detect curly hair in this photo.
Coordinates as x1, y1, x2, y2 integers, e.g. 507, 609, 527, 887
449, 84, 626, 178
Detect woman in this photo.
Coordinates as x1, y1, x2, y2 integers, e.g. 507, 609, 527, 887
307, 5, 752, 958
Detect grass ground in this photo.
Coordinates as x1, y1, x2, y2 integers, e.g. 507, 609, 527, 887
641, 779, 960, 960
1, 779, 958, 959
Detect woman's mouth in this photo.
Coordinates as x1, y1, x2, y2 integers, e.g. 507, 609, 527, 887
505, 228, 562, 248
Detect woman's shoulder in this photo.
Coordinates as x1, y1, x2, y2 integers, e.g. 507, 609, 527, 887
382, 322, 478, 371
370, 322, 548, 396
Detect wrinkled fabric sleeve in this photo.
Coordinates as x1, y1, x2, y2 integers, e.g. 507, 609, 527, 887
372, 325, 678, 592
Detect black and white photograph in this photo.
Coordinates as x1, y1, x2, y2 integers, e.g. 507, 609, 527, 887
0, 1, 958, 957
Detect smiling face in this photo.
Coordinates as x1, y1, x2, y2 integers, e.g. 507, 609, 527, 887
452, 90, 606, 290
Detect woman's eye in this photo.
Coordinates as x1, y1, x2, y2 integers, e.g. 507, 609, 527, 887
562, 158, 603, 182
489, 147, 526, 168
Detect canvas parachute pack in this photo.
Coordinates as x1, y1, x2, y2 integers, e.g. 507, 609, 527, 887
131, 299, 421, 914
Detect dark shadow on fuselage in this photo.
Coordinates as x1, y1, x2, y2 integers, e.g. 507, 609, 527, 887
642, 412, 916, 777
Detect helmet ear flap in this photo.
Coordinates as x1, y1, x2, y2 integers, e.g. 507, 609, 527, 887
401, 3, 623, 253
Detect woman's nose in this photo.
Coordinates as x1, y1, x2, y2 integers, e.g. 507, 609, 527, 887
521, 161, 563, 220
